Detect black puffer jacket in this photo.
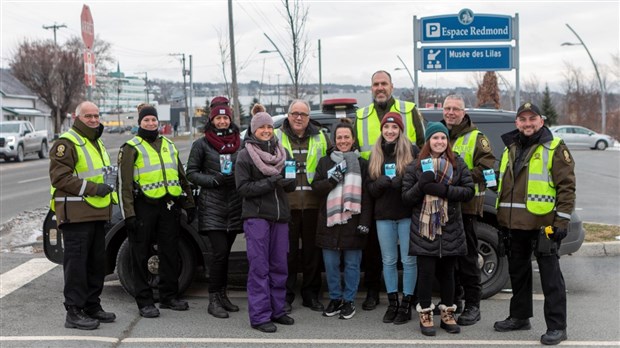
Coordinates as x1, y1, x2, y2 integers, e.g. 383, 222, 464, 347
186, 136, 242, 233
402, 156, 474, 257
311, 153, 372, 250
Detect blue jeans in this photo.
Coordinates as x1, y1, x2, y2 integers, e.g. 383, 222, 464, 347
376, 219, 417, 295
322, 249, 362, 302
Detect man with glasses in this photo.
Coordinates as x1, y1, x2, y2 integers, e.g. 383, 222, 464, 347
275, 99, 330, 313
49, 101, 116, 330
355, 70, 425, 311
440, 95, 495, 325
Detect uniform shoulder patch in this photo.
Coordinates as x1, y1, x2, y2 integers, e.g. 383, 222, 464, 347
480, 137, 491, 153
55, 144, 66, 157
562, 149, 572, 164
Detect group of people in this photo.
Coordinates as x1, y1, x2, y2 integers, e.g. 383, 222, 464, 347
48, 69, 575, 346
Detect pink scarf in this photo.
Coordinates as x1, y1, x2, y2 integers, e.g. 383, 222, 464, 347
245, 142, 286, 176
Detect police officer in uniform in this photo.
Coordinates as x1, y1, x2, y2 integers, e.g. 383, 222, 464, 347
49, 101, 116, 330
441, 95, 495, 325
355, 70, 425, 310
493, 103, 576, 345
118, 105, 196, 318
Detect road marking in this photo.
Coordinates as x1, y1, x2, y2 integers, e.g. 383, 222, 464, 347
0, 336, 117, 343
17, 176, 49, 184
0, 258, 58, 299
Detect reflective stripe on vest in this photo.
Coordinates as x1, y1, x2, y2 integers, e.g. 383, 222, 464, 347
496, 137, 562, 215
127, 136, 182, 198
275, 130, 328, 184
453, 129, 483, 196
356, 100, 417, 159
50, 129, 113, 211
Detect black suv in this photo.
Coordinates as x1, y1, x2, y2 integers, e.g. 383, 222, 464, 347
42, 100, 584, 299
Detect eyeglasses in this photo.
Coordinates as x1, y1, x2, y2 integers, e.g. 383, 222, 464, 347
443, 107, 463, 112
83, 114, 100, 119
290, 112, 309, 118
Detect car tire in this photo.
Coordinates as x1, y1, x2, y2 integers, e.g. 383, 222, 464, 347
595, 140, 608, 150
38, 141, 49, 159
116, 236, 196, 299
15, 145, 24, 162
476, 221, 510, 299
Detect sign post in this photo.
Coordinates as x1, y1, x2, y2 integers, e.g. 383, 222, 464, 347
81, 5, 95, 99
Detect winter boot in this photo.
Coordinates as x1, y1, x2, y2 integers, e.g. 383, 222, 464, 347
65, 306, 100, 330
219, 288, 240, 312
382, 293, 399, 323
416, 303, 435, 336
208, 292, 229, 319
393, 294, 413, 325
439, 304, 461, 333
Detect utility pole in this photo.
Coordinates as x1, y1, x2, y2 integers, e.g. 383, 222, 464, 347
228, 0, 241, 126
318, 39, 323, 105
135, 72, 149, 103
170, 53, 190, 132
189, 54, 194, 136
42, 22, 67, 45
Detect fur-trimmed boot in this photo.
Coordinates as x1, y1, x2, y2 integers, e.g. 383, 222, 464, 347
382, 293, 399, 323
393, 294, 413, 325
417, 303, 436, 336
439, 304, 461, 333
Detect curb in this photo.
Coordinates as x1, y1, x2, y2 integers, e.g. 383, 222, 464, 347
572, 241, 620, 257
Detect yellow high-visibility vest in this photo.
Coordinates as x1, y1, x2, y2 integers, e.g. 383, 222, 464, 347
453, 129, 483, 197
126, 136, 183, 198
275, 129, 328, 184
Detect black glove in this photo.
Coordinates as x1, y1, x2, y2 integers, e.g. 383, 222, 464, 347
417, 171, 435, 189
356, 225, 370, 235
277, 178, 296, 187
551, 227, 568, 241
268, 175, 283, 186
222, 174, 236, 187
125, 216, 138, 234
374, 175, 391, 189
328, 170, 344, 184
95, 183, 113, 197
185, 208, 196, 224
212, 172, 225, 187
390, 176, 402, 189
423, 182, 448, 198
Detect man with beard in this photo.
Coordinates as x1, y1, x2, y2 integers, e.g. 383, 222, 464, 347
118, 105, 195, 318
355, 70, 425, 310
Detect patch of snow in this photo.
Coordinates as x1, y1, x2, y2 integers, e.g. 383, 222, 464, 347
0, 207, 48, 254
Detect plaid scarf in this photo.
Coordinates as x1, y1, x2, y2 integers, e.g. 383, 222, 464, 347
326, 150, 362, 227
419, 155, 453, 241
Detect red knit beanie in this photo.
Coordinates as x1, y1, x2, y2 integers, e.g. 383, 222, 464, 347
380, 112, 404, 131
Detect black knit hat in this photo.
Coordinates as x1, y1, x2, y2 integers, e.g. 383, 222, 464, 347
138, 106, 158, 124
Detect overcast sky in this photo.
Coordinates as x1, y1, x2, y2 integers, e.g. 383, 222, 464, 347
1, 1, 618, 93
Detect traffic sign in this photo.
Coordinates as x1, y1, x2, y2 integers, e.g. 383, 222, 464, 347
81, 5, 94, 49
83, 49, 96, 87
420, 46, 513, 72
420, 10, 512, 43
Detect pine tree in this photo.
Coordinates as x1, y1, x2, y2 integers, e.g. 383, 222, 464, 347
476, 71, 501, 109
541, 84, 559, 126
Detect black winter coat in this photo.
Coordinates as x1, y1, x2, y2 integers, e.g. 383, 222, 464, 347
402, 156, 474, 257
311, 154, 373, 250
186, 136, 242, 233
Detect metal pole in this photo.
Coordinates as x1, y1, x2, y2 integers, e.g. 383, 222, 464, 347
318, 39, 323, 105
263, 33, 295, 90
514, 13, 520, 108
565, 23, 606, 133
397, 55, 415, 90
189, 54, 194, 136
229, 0, 241, 126
413, 16, 419, 107
42, 23, 67, 45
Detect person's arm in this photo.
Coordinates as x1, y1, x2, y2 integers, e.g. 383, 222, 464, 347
401, 162, 424, 205
49, 139, 102, 197
235, 151, 280, 198
551, 142, 576, 229
411, 106, 426, 148
444, 158, 475, 203
118, 144, 137, 219
471, 133, 496, 184
177, 153, 195, 208
186, 140, 222, 188
310, 157, 337, 197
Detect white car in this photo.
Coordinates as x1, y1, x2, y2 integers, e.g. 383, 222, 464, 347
549, 125, 616, 150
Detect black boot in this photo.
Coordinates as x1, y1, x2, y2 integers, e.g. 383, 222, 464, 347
219, 288, 239, 312
208, 293, 229, 319
393, 294, 413, 325
65, 306, 99, 330
362, 288, 380, 311
382, 292, 399, 323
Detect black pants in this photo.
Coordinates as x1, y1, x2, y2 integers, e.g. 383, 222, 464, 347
508, 229, 566, 330
129, 197, 180, 308
417, 255, 457, 309
362, 222, 382, 293
455, 214, 482, 306
286, 209, 322, 303
205, 230, 238, 293
61, 221, 106, 311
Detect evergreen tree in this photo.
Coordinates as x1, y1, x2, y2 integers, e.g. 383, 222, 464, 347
541, 84, 559, 126
476, 71, 501, 109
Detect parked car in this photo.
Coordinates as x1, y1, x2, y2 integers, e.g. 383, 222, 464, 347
42, 102, 585, 300
549, 125, 616, 150
0, 121, 48, 162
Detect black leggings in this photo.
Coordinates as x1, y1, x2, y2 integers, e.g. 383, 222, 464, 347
417, 255, 457, 309
206, 230, 238, 293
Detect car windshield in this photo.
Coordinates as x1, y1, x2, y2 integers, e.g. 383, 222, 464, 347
0, 124, 20, 133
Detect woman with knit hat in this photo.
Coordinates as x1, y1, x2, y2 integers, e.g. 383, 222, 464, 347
367, 112, 420, 325
402, 122, 474, 336
186, 96, 242, 319
235, 105, 297, 333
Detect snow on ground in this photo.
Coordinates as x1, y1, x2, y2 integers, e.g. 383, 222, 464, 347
0, 207, 48, 254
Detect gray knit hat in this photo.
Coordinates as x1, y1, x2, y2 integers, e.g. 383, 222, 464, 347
251, 112, 273, 134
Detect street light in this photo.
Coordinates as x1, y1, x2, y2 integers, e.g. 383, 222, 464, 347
561, 23, 606, 134
395, 55, 415, 90
262, 33, 296, 97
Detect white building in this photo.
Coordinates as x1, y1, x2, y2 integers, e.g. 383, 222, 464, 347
95, 64, 154, 116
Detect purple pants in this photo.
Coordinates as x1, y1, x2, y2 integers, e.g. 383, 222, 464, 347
244, 218, 289, 326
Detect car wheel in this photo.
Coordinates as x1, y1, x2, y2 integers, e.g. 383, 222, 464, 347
15, 145, 24, 162
116, 236, 196, 299
595, 140, 608, 150
38, 141, 49, 159
476, 222, 510, 299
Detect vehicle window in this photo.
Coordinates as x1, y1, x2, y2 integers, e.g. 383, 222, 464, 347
573, 127, 589, 135
555, 128, 568, 134
0, 124, 20, 133
25, 122, 34, 133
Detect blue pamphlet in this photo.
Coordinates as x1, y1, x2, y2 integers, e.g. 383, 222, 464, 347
285, 160, 297, 179
219, 154, 232, 175
421, 158, 434, 172
483, 169, 497, 187
384, 163, 396, 178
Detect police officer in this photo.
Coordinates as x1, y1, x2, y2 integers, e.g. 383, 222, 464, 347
49, 101, 116, 330
118, 105, 196, 318
276, 99, 330, 313
441, 95, 495, 325
493, 103, 576, 346
355, 70, 425, 310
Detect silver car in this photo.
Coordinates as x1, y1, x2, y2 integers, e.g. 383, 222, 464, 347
550, 125, 616, 150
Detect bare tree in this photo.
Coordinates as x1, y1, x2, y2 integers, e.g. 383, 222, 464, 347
215, 27, 231, 97
277, 0, 310, 99
476, 71, 501, 109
